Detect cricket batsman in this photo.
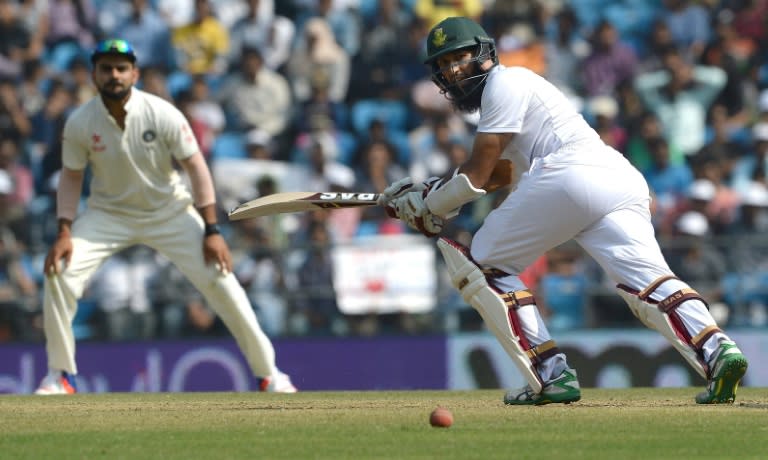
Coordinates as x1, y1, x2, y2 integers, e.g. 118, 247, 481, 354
378, 17, 748, 404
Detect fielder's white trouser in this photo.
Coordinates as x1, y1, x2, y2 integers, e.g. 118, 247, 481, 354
43, 205, 277, 378
470, 146, 727, 381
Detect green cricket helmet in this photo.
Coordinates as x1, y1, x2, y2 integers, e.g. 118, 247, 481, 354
424, 17, 498, 110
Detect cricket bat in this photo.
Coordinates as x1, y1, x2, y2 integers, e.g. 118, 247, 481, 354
228, 192, 381, 220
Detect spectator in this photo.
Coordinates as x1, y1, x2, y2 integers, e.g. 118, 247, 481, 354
17, 59, 47, 119
353, 140, 406, 235
303, 136, 356, 193
157, 0, 194, 29
0, 0, 32, 80
408, 114, 467, 183
350, 0, 413, 100
139, 65, 172, 101
295, 0, 361, 58
188, 74, 226, 137
67, 57, 98, 106
721, 181, 768, 327
543, 6, 589, 95
171, 0, 230, 76
634, 48, 727, 158
638, 18, 677, 73
664, 210, 728, 309
495, 22, 546, 76
413, 0, 483, 28
0, 136, 35, 216
286, 17, 350, 104
229, 0, 295, 72
175, 89, 215, 160
587, 95, 627, 152
218, 46, 292, 137
233, 222, 287, 337
659, 0, 712, 62
625, 111, 684, 172
89, 246, 157, 341
44, 0, 97, 72
730, 122, 768, 194
0, 79, 32, 140
291, 220, 343, 335
18, 0, 49, 63
538, 243, 588, 332
0, 172, 39, 342
643, 136, 694, 225
29, 79, 73, 192
243, 128, 272, 160
112, 0, 175, 72
580, 19, 638, 98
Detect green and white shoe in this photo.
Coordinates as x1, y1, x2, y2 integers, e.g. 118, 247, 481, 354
695, 342, 748, 404
504, 368, 581, 406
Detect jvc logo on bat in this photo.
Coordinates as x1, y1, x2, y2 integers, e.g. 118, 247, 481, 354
318, 193, 377, 201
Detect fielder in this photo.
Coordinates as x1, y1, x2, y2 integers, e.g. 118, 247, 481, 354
35, 39, 296, 394
379, 17, 748, 404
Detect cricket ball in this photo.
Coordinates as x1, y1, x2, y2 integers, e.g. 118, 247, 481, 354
429, 407, 453, 428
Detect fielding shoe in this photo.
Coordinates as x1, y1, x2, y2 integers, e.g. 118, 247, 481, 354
695, 342, 748, 404
259, 371, 298, 393
35, 370, 77, 395
504, 368, 581, 406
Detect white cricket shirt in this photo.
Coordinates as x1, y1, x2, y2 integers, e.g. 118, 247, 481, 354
62, 88, 200, 218
477, 65, 603, 166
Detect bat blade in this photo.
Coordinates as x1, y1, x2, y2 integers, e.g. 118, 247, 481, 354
228, 192, 381, 220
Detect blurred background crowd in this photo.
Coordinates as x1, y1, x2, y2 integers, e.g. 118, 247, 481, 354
1, 0, 768, 344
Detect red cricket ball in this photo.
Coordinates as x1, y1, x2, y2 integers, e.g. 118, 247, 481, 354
429, 407, 453, 428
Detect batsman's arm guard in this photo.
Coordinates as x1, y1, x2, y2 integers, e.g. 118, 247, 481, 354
425, 171, 486, 217
616, 275, 721, 380
437, 237, 560, 393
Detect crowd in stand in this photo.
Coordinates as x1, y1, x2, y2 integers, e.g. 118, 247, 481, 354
1, 0, 768, 343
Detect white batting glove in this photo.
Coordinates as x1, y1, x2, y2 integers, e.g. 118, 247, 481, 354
377, 177, 426, 206
386, 191, 444, 237
378, 176, 445, 206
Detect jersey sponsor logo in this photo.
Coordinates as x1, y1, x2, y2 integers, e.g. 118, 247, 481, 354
91, 133, 106, 152
318, 193, 377, 201
142, 130, 156, 142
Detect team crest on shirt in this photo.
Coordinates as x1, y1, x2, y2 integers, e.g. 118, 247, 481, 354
142, 130, 157, 142
91, 133, 105, 152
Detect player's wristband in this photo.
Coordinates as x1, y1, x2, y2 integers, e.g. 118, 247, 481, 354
204, 223, 221, 237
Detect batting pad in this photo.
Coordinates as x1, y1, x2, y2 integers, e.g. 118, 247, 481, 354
437, 237, 543, 393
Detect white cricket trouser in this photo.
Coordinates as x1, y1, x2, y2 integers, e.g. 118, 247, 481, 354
470, 145, 725, 373
43, 205, 277, 378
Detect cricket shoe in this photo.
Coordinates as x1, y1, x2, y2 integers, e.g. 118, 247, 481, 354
259, 371, 297, 393
504, 368, 581, 406
35, 370, 77, 395
695, 342, 748, 404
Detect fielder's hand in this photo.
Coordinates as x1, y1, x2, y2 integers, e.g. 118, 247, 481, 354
385, 191, 444, 237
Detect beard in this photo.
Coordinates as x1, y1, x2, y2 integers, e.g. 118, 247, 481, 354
448, 82, 485, 113
99, 82, 131, 101
446, 76, 487, 113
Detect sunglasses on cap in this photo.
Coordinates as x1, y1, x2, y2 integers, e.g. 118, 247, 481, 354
91, 39, 137, 64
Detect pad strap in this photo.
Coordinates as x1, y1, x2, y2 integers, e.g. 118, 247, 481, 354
500, 289, 561, 365
618, 276, 720, 353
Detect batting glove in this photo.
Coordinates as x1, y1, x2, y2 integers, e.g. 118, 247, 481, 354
385, 191, 444, 237
377, 176, 441, 206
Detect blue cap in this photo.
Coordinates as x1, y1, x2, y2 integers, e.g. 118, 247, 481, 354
91, 39, 137, 64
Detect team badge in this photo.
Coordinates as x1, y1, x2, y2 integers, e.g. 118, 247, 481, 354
432, 28, 447, 47
142, 130, 156, 142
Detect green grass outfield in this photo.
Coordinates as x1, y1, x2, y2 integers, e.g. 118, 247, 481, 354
1, 388, 766, 460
